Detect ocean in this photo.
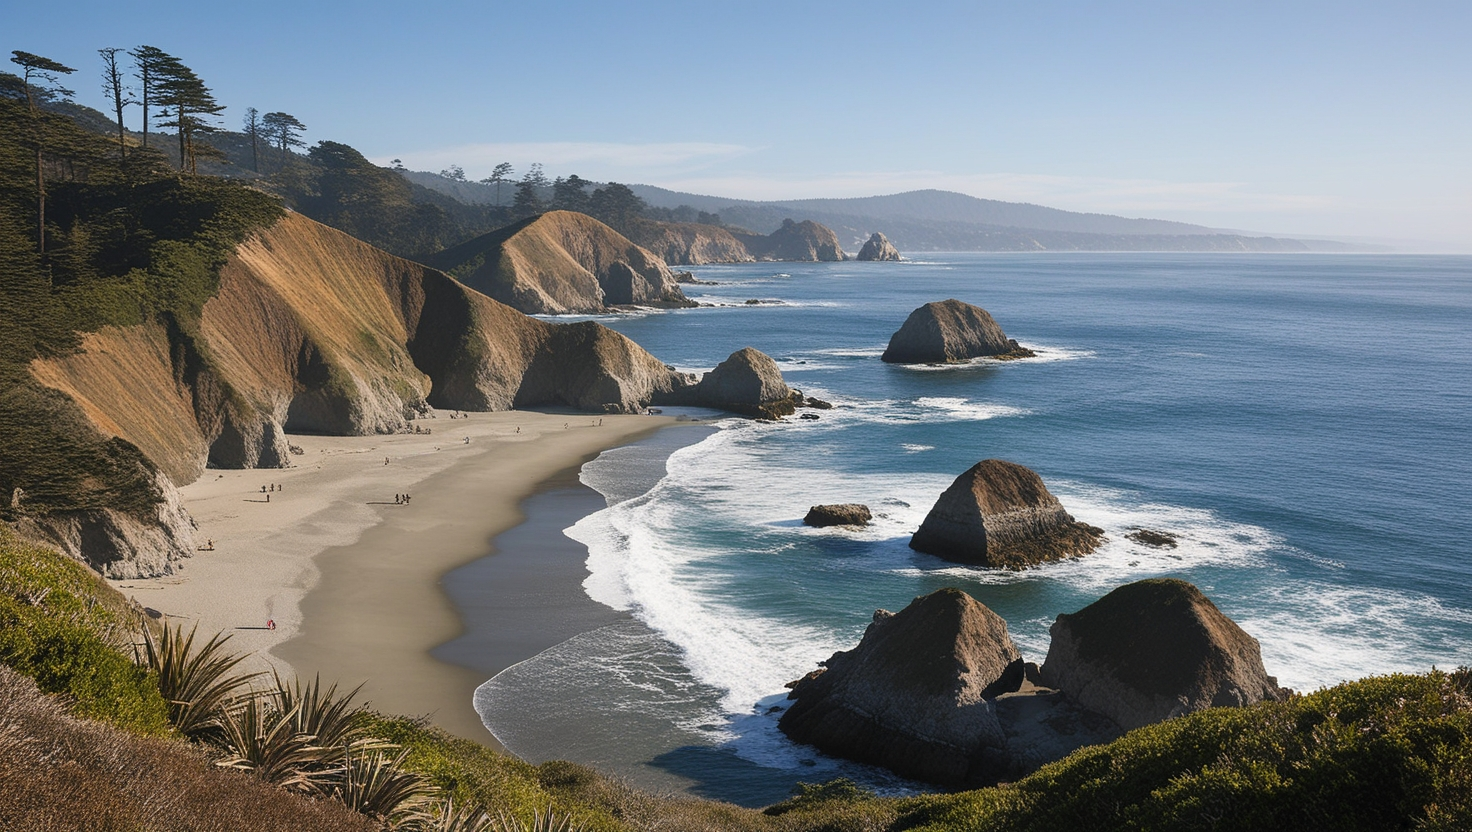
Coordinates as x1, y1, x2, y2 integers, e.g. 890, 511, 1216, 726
474, 253, 1472, 806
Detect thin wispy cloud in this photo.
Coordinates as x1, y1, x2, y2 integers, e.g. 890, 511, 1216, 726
375, 142, 754, 179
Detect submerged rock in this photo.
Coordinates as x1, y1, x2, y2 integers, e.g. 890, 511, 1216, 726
909, 459, 1104, 569
1040, 578, 1289, 730
881, 299, 1035, 363
1126, 528, 1178, 548
780, 588, 1025, 785
803, 504, 872, 527
857, 232, 902, 261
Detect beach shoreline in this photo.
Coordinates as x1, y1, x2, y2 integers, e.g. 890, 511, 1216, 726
112, 409, 680, 745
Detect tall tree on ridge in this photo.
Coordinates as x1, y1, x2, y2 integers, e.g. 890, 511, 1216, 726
129, 45, 175, 150
98, 47, 133, 163
552, 174, 591, 213
480, 161, 513, 206
511, 163, 548, 219
242, 107, 262, 173
261, 111, 306, 169
9, 50, 76, 255
156, 59, 223, 173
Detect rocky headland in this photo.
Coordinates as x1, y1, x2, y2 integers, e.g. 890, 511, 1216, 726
881, 299, 1035, 363
425, 211, 697, 314
1040, 578, 1290, 730
16, 213, 792, 578
856, 232, 902, 261
802, 504, 873, 527
909, 459, 1104, 569
627, 217, 849, 265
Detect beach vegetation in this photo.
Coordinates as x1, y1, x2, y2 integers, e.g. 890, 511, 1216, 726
139, 620, 260, 738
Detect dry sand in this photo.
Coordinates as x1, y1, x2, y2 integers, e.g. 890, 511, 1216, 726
111, 410, 675, 744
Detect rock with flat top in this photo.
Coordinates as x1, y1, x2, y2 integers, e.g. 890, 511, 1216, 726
881, 299, 1034, 363
804, 504, 872, 527
780, 588, 1025, 785
909, 459, 1103, 569
1040, 578, 1290, 730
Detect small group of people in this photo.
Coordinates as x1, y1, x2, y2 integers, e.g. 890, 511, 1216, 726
198, 539, 215, 551
260, 483, 282, 493
411, 424, 433, 435
395, 493, 412, 505
447, 410, 468, 419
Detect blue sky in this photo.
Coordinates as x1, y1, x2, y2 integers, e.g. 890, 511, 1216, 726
9, 1, 1471, 244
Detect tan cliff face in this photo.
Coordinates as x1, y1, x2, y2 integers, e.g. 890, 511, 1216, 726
21, 213, 791, 577
624, 220, 755, 265
427, 211, 696, 314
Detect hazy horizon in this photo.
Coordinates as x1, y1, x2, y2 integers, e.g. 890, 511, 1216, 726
10, 1, 1470, 247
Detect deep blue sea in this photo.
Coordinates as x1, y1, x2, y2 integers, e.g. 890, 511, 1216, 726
475, 253, 1472, 806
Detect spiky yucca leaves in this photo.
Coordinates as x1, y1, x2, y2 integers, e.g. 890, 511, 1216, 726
417, 798, 494, 832
217, 696, 324, 790
138, 622, 260, 738
489, 808, 585, 832
270, 670, 374, 763
332, 745, 438, 823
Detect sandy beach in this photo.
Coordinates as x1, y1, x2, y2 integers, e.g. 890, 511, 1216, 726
112, 410, 677, 744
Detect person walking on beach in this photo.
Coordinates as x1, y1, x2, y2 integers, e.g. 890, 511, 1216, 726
267, 618, 275, 630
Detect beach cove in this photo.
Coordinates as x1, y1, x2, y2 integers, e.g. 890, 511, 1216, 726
111, 410, 679, 744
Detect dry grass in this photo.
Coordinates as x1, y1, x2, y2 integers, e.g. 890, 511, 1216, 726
0, 664, 376, 832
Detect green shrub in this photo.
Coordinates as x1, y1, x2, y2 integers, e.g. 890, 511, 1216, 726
0, 528, 169, 734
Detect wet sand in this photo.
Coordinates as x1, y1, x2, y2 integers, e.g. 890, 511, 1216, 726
113, 410, 675, 744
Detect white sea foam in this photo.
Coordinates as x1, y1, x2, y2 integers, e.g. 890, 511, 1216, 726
914, 397, 1031, 421
812, 345, 887, 358
897, 342, 1097, 370
901, 443, 934, 453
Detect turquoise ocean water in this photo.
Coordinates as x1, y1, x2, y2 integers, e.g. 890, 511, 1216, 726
474, 254, 1472, 805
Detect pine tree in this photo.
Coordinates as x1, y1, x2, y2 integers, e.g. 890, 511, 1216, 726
155, 60, 223, 173
129, 45, 176, 151
260, 112, 306, 170
9, 50, 76, 254
98, 48, 133, 163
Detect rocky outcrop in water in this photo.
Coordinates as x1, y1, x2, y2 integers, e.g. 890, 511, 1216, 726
426, 211, 696, 314
803, 504, 872, 527
881, 299, 1034, 363
779, 588, 1025, 785
909, 459, 1104, 568
857, 232, 902, 261
659, 347, 802, 419
1040, 579, 1290, 730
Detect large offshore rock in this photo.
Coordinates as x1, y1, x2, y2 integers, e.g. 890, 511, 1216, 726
780, 588, 1025, 785
1040, 579, 1289, 730
881, 299, 1034, 363
736, 219, 848, 262
909, 459, 1104, 569
671, 347, 803, 419
856, 232, 902, 261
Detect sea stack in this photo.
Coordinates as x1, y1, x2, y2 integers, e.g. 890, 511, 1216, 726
1040, 579, 1289, 730
688, 347, 802, 419
881, 299, 1034, 363
909, 459, 1104, 569
779, 588, 1025, 785
856, 232, 902, 261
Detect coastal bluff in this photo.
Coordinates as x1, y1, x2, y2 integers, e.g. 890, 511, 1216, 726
627, 217, 849, 265
18, 213, 789, 578
425, 211, 697, 314
779, 588, 1025, 785
881, 299, 1034, 363
1041, 578, 1290, 730
857, 232, 902, 261
909, 459, 1104, 569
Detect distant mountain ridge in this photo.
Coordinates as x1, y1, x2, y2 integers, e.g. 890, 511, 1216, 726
624, 184, 1366, 253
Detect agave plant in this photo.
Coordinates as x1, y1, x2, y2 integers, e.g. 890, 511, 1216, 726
488, 808, 585, 832
331, 744, 437, 823
413, 798, 494, 832
138, 622, 260, 738
216, 695, 324, 790
268, 670, 375, 762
